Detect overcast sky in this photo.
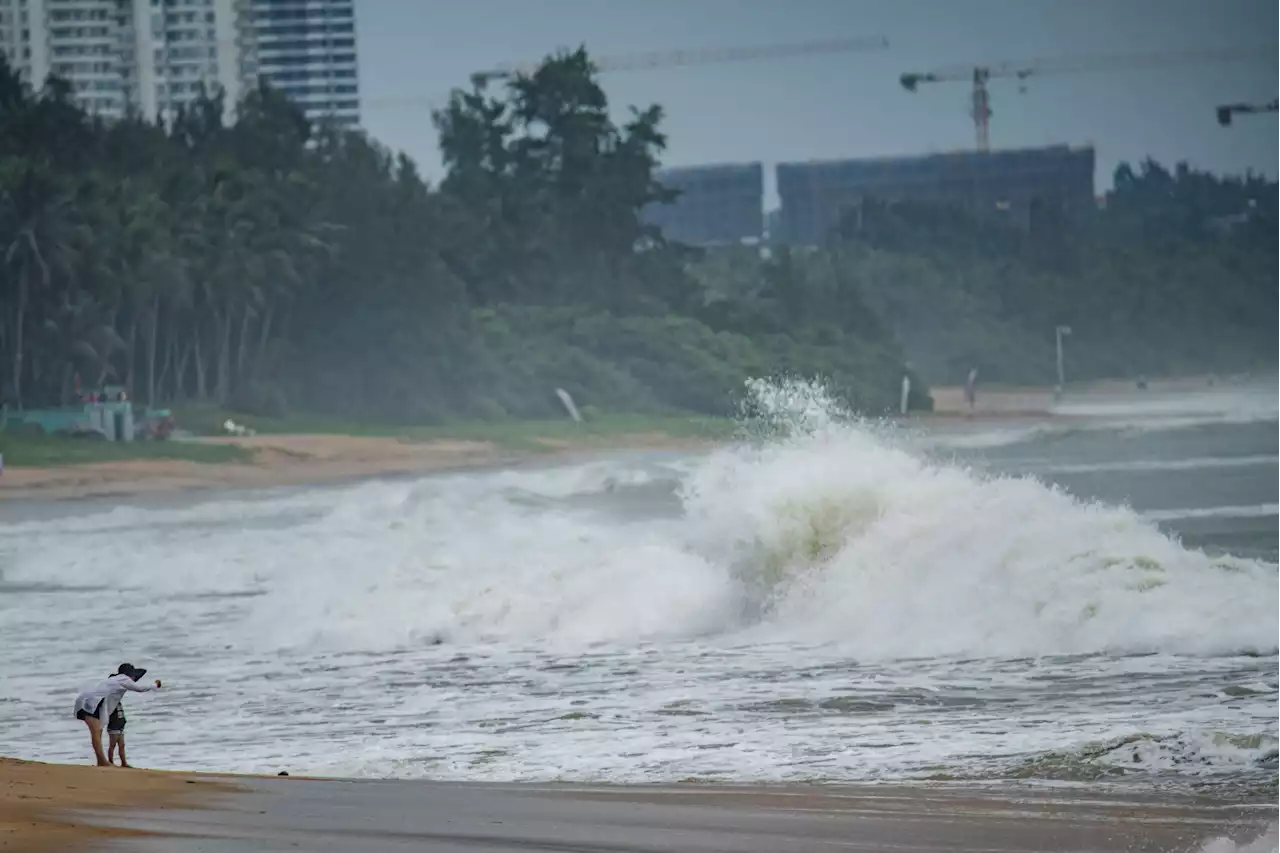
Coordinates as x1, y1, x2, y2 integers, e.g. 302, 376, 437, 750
354, 0, 1277, 204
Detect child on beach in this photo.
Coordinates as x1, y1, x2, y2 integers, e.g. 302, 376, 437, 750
72, 664, 161, 767
106, 702, 129, 767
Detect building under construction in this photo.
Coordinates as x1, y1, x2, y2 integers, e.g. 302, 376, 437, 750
775, 144, 1096, 246
644, 162, 764, 246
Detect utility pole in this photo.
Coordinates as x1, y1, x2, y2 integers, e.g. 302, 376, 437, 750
970, 68, 993, 152
1055, 325, 1072, 400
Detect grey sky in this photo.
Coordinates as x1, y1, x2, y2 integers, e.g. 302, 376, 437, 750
356, 0, 1277, 204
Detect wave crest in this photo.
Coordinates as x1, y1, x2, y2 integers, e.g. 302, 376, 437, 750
680, 379, 1278, 658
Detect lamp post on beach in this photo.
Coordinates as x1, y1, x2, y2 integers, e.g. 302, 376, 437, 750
1054, 325, 1072, 400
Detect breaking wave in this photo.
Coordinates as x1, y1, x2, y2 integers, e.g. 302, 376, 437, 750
223, 378, 1280, 658
1010, 730, 1278, 783
2, 378, 1277, 792
4, 379, 1276, 662
677, 379, 1278, 658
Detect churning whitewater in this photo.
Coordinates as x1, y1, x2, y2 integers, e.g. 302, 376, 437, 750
1, 379, 1276, 789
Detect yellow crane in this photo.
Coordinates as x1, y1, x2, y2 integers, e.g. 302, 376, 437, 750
900, 44, 1277, 152
1216, 98, 1278, 126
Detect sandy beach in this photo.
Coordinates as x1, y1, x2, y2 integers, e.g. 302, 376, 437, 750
0, 434, 515, 502
0, 431, 720, 503
0, 381, 1086, 503
2, 759, 1274, 852
1, 375, 1237, 503
0, 758, 239, 852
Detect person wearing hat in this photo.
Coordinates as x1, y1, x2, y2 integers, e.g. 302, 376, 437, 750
72, 664, 161, 767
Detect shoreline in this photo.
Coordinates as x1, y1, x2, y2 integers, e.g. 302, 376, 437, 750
0, 416, 1043, 504
0, 431, 718, 503
2, 758, 1274, 853
0, 758, 242, 853
0, 413, 1005, 504
0, 375, 1250, 503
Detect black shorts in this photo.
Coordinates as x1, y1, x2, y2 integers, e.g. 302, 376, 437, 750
107, 708, 126, 733
76, 700, 104, 722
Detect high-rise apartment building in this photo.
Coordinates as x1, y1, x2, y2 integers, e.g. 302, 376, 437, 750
140, 0, 257, 123
0, 0, 360, 128
0, 0, 129, 117
0, 0, 255, 123
249, 0, 358, 127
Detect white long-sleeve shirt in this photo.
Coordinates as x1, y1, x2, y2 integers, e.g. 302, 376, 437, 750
73, 674, 157, 725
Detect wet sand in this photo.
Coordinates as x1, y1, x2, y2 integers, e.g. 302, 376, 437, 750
0, 758, 239, 852
0, 433, 706, 502
3, 760, 1274, 853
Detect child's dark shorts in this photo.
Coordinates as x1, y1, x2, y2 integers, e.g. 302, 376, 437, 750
107, 708, 126, 734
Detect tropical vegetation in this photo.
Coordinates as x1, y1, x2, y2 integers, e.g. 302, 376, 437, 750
0, 50, 915, 423
0, 48, 1273, 429
827, 161, 1277, 384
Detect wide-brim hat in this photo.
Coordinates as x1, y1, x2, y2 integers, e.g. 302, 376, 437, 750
116, 663, 147, 681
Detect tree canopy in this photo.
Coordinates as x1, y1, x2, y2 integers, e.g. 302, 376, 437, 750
0, 48, 1273, 427
0, 49, 916, 421
823, 159, 1277, 383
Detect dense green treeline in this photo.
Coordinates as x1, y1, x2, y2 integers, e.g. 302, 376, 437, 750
0, 50, 912, 422
826, 160, 1277, 384
1, 48, 1273, 428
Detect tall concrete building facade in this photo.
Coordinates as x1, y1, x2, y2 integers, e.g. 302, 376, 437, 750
141, 0, 257, 123
776, 145, 1096, 246
0, 0, 359, 127
0, 0, 255, 122
249, 0, 358, 128
0, 0, 123, 116
644, 162, 764, 247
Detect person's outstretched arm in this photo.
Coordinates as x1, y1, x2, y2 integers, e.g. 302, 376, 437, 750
121, 678, 161, 693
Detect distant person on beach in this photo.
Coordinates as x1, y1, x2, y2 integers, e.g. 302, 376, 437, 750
72, 664, 161, 767
964, 367, 979, 411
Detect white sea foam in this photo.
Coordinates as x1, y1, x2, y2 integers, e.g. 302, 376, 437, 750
1144, 504, 1280, 523
925, 382, 1278, 451
1051, 385, 1278, 423
1028, 455, 1277, 476
0, 378, 1275, 785
681, 380, 1278, 659
1197, 824, 1279, 853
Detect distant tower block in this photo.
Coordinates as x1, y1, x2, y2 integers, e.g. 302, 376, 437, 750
776, 145, 1096, 246
643, 163, 764, 247
249, 0, 361, 128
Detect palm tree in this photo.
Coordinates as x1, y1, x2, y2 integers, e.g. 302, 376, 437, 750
0, 160, 83, 407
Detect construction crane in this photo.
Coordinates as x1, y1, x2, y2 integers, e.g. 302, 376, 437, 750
361, 36, 888, 113
1216, 98, 1278, 126
468, 35, 889, 88
900, 44, 1278, 152
362, 35, 888, 113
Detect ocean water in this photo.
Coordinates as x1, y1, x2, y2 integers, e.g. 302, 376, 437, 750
1, 379, 1276, 796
